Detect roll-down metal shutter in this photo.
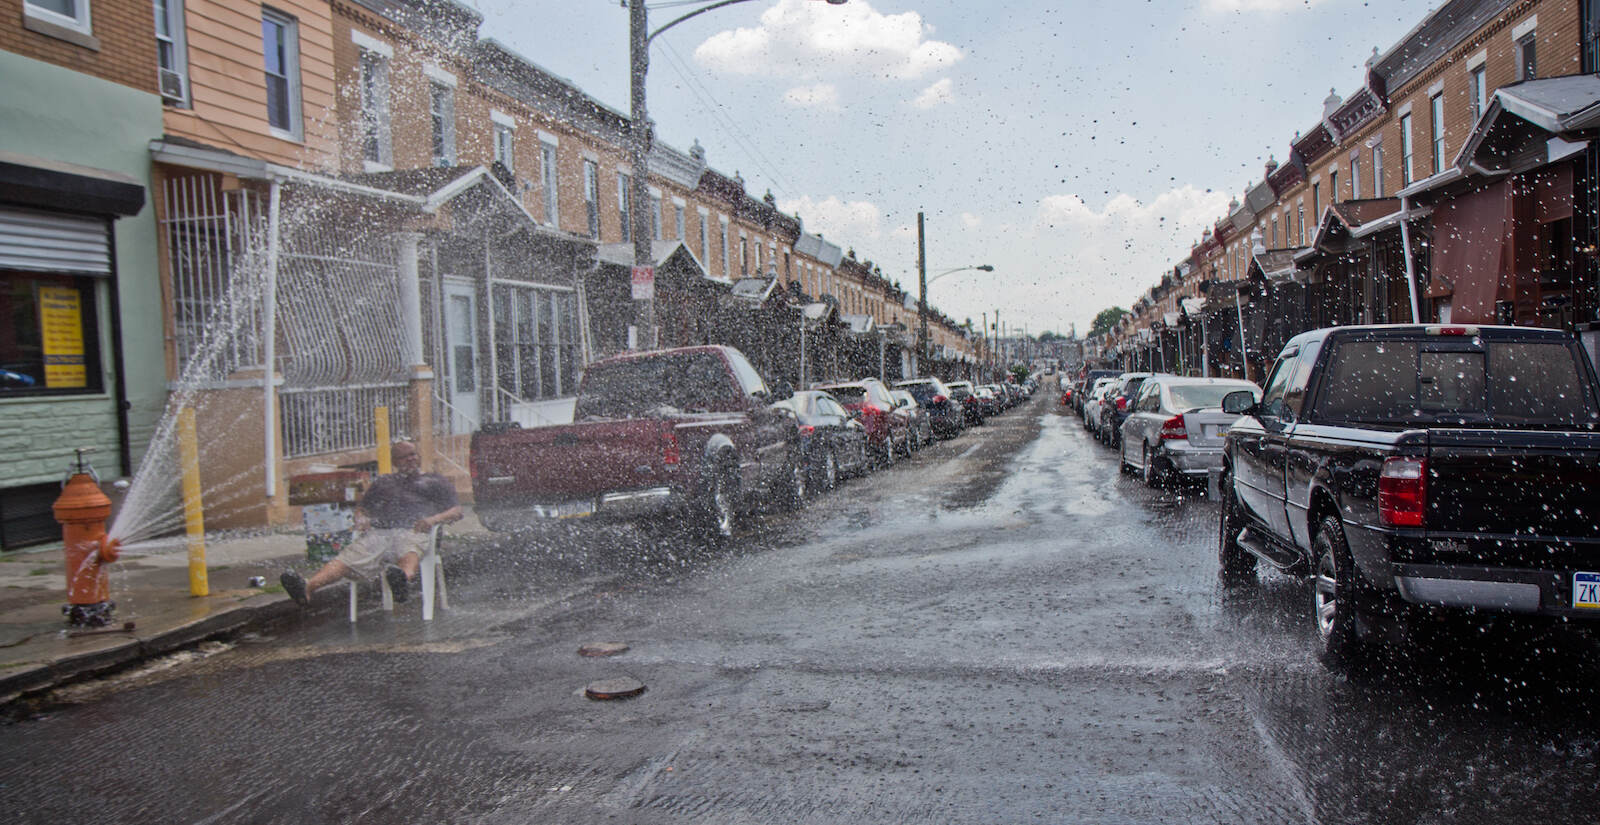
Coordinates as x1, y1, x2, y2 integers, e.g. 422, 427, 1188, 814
0, 206, 112, 275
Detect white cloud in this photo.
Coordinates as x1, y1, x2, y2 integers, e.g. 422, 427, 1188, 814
1205, 0, 1327, 11
781, 83, 841, 110
694, 0, 961, 81
778, 195, 889, 243
960, 212, 982, 230
910, 78, 955, 110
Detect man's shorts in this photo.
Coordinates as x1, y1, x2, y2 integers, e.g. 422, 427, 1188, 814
333, 528, 428, 579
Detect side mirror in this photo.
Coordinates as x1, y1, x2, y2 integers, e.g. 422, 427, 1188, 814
1221, 390, 1256, 416
773, 381, 794, 399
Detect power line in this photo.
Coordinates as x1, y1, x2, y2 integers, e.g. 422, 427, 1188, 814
658, 39, 798, 198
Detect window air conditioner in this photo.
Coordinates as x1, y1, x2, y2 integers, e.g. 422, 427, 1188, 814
159, 68, 187, 103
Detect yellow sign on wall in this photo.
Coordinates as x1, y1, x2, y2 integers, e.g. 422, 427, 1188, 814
39, 285, 86, 389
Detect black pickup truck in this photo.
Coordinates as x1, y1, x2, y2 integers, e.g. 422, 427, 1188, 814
1217, 324, 1600, 660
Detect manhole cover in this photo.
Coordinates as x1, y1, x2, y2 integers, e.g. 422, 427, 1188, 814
585, 677, 646, 701
578, 641, 630, 657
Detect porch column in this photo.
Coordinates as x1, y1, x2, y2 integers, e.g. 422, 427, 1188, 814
396, 232, 436, 470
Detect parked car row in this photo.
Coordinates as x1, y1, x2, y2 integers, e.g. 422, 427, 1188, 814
1072, 367, 1262, 488
471, 344, 1038, 542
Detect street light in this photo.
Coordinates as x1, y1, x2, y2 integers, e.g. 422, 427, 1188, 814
917, 260, 992, 372
628, 0, 847, 349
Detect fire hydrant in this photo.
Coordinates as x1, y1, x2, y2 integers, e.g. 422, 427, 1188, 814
54, 449, 120, 627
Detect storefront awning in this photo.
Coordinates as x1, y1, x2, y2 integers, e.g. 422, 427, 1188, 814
0, 150, 144, 217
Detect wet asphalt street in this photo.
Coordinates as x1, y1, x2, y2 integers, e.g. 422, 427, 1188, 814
5, 391, 1600, 824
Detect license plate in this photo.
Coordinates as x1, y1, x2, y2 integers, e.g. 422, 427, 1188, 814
534, 500, 594, 519
1574, 572, 1600, 609
1202, 425, 1220, 439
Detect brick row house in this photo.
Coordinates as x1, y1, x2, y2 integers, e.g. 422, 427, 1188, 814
1108, 0, 1600, 382
1, 0, 975, 540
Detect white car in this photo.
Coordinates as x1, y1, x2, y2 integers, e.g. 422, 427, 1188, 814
1119, 376, 1261, 486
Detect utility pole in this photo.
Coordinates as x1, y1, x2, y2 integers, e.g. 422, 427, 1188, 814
916, 211, 927, 376
628, 0, 655, 349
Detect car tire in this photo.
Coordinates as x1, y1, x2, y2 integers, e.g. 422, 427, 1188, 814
821, 449, 839, 490
699, 467, 738, 543
1118, 442, 1134, 475
785, 456, 808, 509
1218, 469, 1255, 584
1312, 515, 1364, 664
1141, 444, 1164, 488
881, 436, 896, 467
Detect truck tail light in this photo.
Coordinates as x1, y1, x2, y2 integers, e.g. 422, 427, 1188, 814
1425, 325, 1480, 336
1158, 415, 1187, 440
1379, 457, 1426, 527
662, 429, 681, 466
798, 424, 815, 435
1116, 396, 1129, 412
932, 394, 948, 405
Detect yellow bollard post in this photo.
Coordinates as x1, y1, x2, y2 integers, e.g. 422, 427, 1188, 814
177, 407, 208, 597
375, 406, 391, 474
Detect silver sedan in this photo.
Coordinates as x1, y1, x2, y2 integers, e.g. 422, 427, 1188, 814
1119, 376, 1261, 486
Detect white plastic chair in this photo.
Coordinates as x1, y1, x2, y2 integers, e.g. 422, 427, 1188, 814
347, 525, 449, 622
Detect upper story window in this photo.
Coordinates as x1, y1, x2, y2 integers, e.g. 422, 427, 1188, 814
1517, 33, 1538, 80
1297, 202, 1306, 245
583, 159, 600, 238
719, 218, 729, 276
25, 0, 92, 37
1430, 94, 1446, 175
1311, 182, 1320, 222
673, 203, 685, 241
1350, 156, 1361, 199
1399, 113, 1414, 186
1330, 171, 1339, 204
261, 9, 301, 140
154, 0, 188, 105
1372, 140, 1385, 198
1469, 65, 1488, 122
1270, 214, 1279, 247
492, 123, 514, 171
649, 192, 662, 240
697, 210, 709, 258
617, 172, 632, 243
1585, 0, 1600, 73
429, 80, 455, 165
539, 141, 559, 226
358, 45, 393, 169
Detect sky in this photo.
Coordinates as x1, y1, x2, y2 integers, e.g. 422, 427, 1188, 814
470, 0, 1443, 337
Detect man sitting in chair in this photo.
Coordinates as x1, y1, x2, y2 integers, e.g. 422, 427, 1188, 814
280, 440, 461, 607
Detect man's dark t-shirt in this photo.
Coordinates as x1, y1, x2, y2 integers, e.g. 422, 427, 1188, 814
360, 472, 457, 529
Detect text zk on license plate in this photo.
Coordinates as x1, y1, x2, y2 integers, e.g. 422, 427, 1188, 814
1574, 572, 1600, 610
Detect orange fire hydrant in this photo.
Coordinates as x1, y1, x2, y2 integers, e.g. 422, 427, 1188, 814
54, 451, 120, 627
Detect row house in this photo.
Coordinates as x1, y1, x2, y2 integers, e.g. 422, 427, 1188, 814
1116, 0, 1600, 385
1, 0, 974, 540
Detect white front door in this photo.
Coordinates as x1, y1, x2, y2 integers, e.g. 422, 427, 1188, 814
443, 282, 480, 434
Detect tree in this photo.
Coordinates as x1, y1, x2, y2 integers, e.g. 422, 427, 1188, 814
1037, 330, 1062, 342
1090, 307, 1130, 337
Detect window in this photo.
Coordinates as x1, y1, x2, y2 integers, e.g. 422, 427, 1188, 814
493, 286, 580, 402
1311, 183, 1320, 223
540, 142, 558, 225
674, 204, 685, 241
582, 160, 599, 238
1297, 202, 1305, 245
617, 172, 631, 243
1271, 214, 1279, 247
1586, 0, 1600, 73
1469, 66, 1487, 122
429, 82, 455, 165
740, 235, 749, 276
719, 218, 729, 276
359, 49, 392, 168
24, 0, 91, 36
1430, 94, 1445, 175
1330, 171, 1339, 204
0, 273, 103, 397
1257, 347, 1300, 421
1517, 33, 1537, 80
1351, 156, 1361, 200
492, 123, 513, 173
649, 193, 662, 240
1399, 114, 1413, 187
1372, 141, 1385, 197
261, 9, 301, 139
698, 211, 709, 260
154, 0, 188, 104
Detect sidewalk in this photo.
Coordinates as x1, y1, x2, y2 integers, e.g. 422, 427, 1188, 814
0, 510, 492, 707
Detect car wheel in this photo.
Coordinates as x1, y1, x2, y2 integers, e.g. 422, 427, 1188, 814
786, 456, 808, 508
881, 436, 896, 467
700, 467, 737, 542
822, 449, 839, 490
1118, 441, 1134, 475
1141, 444, 1164, 488
1218, 469, 1255, 584
1312, 515, 1363, 663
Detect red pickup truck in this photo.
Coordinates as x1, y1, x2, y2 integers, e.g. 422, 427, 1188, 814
469, 345, 802, 540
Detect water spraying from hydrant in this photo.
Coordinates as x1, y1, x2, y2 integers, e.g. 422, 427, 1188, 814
54, 447, 120, 627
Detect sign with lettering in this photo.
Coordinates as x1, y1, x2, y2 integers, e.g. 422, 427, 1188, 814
39, 285, 86, 388
631, 266, 655, 300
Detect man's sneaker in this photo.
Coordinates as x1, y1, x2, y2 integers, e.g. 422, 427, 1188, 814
280, 570, 309, 607
384, 566, 410, 603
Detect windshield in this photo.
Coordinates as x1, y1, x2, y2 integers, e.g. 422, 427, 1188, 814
1167, 384, 1256, 411
1317, 339, 1597, 427
573, 352, 734, 418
